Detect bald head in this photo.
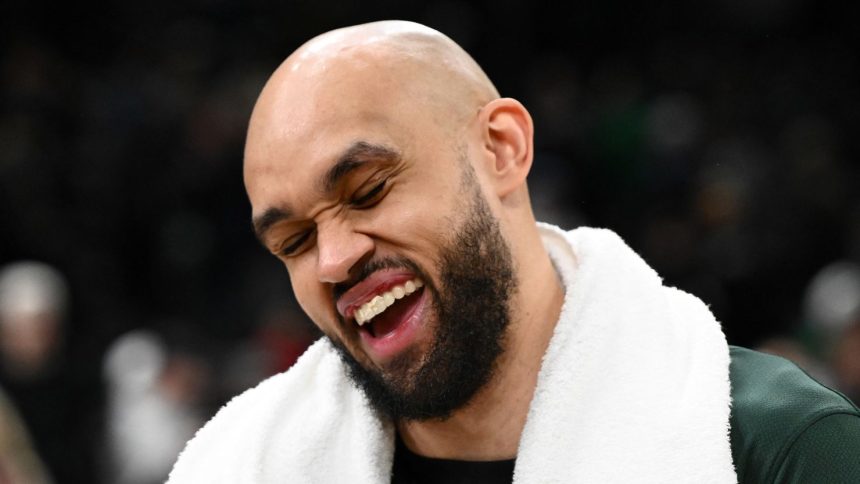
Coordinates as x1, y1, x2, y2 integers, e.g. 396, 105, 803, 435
243, 20, 537, 261
285, 20, 499, 102
245, 22, 499, 176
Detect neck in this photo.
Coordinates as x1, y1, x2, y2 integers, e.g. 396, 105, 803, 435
397, 231, 564, 460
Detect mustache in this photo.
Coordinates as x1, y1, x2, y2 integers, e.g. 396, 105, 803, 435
332, 256, 426, 303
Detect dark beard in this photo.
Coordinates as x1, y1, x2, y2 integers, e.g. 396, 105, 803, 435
329, 186, 516, 421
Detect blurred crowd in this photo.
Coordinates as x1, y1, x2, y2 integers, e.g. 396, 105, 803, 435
1, 1, 858, 482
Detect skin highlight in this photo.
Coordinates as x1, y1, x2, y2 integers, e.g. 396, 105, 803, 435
244, 21, 565, 461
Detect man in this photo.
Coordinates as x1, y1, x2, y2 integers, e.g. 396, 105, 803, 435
169, 21, 860, 483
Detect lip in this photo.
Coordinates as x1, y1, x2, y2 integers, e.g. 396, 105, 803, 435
336, 269, 418, 320
358, 286, 428, 362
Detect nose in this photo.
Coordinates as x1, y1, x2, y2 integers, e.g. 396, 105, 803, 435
315, 220, 374, 284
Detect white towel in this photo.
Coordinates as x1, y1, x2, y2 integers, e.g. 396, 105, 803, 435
168, 225, 736, 483
515, 224, 736, 483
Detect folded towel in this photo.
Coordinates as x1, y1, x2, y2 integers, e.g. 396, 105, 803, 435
168, 225, 736, 483
515, 225, 736, 483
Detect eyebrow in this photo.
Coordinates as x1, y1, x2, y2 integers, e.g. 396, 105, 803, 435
251, 141, 401, 242
321, 141, 401, 192
252, 206, 292, 243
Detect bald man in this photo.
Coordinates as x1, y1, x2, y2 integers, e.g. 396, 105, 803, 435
169, 21, 860, 484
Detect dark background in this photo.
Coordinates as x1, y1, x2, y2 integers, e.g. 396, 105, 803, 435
1, 1, 858, 482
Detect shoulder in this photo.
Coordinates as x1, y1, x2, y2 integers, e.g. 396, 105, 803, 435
167, 338, 353, 482
728, 346, 860, 483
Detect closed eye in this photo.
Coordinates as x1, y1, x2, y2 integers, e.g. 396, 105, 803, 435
279, 230, 314, 257
351, 180, 386, 208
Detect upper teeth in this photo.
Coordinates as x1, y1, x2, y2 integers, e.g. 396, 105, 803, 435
354, 278, 424, 326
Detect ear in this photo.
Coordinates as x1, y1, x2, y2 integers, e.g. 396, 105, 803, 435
479, 97, 534, 199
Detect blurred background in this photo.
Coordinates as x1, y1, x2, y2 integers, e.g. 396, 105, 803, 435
1, 1, 858, 482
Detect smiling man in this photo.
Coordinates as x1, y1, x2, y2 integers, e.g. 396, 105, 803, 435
169, 21, 860, 484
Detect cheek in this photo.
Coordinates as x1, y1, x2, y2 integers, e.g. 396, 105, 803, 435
288, 260, 338, 333
371, 181, 459, 249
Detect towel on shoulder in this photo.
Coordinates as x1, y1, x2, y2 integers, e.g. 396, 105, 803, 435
168, 225, 736, 484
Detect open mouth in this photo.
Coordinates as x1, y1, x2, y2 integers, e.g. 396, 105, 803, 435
337, 272, 430, 361
354, 278, 424, 338
353, 279, 424, 326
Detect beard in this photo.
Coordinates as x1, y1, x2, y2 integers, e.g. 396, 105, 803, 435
328, 180, 516, 422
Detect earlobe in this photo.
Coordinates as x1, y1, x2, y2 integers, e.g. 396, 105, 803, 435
480, 98, 534, 198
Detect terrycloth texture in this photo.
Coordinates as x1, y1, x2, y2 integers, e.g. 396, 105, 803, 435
515, 224, 736, 483
168, 225, 736, 484
167, 340, 394, 483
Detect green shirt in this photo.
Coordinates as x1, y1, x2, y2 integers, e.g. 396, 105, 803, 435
729, 346, 860, 483
393, 346, 860, 483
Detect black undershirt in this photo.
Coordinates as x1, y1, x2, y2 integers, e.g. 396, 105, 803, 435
390, 434, 515, 484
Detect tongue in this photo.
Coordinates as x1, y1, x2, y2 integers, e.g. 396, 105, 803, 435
370, 289, 422, 338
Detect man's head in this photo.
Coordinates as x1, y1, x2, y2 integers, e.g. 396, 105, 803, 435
0, 261, 67, 378
244, 21, 538, 420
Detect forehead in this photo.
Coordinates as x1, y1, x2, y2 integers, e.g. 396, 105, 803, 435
247, 99, 403, 207
242, 36, 482, 215
242, 62, 443, 213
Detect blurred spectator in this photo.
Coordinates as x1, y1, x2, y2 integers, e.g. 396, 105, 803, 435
0, 262, 66, 380
221, 305, 316, 401
804, 261, 860, 401
0, 386, 52, 484
803, 260, 860, 339
761, 260, 860, 397
0, 261, 95, 482
833, 321, 860, 403
103, 329, 209, 484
